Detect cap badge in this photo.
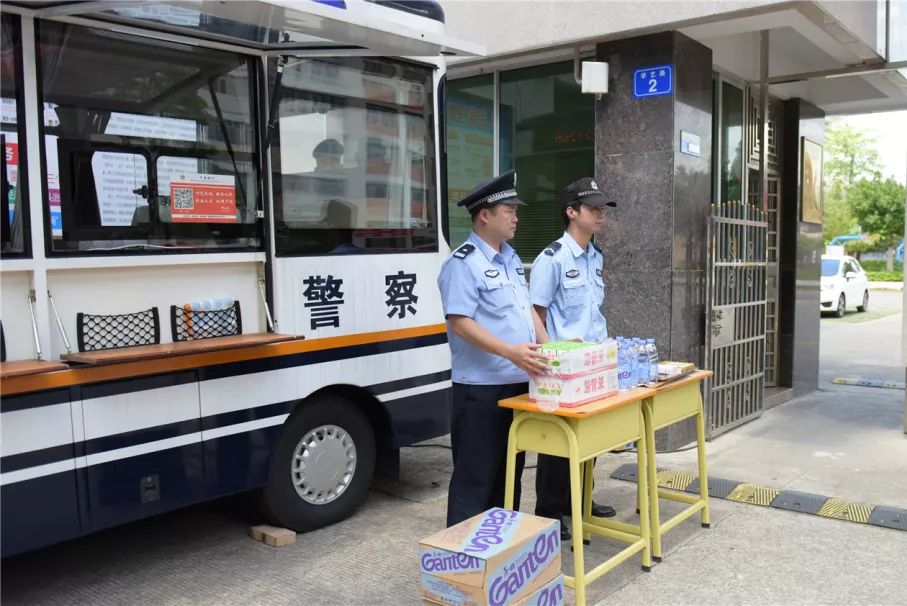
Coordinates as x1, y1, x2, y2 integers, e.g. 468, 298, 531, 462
591, 180, 599, 190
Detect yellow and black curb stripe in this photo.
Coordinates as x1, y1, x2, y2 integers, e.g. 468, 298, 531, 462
610, 464, 907, 531
832, 377, 905, 390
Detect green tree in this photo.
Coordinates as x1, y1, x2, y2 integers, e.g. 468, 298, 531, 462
844, 235, 878, 260
822, 194, 858, 243
848, 177, 906, 270
824, 119, 882, 196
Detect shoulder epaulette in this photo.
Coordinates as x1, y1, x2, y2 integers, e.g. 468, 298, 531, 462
543, 241, 562, 256
453, 243, 476, 259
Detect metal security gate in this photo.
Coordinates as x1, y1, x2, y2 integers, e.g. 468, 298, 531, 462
704, 201, 768, 437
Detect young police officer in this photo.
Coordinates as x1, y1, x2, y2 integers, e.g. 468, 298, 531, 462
438, 169, 550, 527
530, 177, 617, 540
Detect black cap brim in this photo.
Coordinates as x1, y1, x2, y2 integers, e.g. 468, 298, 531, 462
498, 195, 525, 206
566, 192, 616, 208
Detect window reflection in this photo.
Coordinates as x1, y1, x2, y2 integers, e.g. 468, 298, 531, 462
445, 75, 494, 247
1, 14, 27, 255
37, 22, 260, 253
273, 58, 437, 255
720, 82, 744, 204
499, 62, 594, 259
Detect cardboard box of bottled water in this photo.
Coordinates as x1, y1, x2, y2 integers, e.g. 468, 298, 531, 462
529, 365, 619, 408
422, 575, 564, 606
538, 340, 617, 377
419, 508, 562, 606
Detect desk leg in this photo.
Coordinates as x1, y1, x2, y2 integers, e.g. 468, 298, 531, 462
643, 402, 662, 561
568, 440, 587, 606
504, 414, 522, 510
637, 421, 652, 572
696, 397, 711, 528
582, 459, 594, 543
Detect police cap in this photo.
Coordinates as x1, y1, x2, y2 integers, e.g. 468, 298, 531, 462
313, 138, 344, 157
457, 169, 524, 215
561, 177, 616, 208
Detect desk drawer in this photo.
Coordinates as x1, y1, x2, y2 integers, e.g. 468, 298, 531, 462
649, 383, 702, 429
512, 402, 643, 460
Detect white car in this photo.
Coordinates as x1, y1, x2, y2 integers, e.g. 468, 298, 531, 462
820, 255, 870, 317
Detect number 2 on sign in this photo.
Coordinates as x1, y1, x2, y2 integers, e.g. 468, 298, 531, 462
649, 79, 658, 93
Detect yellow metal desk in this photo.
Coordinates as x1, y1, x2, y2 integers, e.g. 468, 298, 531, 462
642, 370, 713, 561
499, 388, 656, 606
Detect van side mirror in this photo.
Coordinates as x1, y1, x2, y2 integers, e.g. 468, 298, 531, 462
844, 271, 856, 280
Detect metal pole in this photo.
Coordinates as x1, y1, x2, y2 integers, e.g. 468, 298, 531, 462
759, 30, 770, 412
258, 277, 276, 332
759, 30, 769, 212
47, 290, 72, 354
27, 290, 43, 360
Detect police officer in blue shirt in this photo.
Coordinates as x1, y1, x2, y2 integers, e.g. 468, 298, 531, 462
438, 169, 550, 527
531, 176, 617, 539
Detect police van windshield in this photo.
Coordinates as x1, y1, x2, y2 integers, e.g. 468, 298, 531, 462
37, 21, 260, 254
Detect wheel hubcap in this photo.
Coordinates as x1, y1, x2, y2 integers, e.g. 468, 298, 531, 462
291, 424, 357, 505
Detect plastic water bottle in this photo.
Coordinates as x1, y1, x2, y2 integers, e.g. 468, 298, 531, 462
218, 297, 237, 333
629, 339, 639, 385
635, 338, 649, 386
617, 338, 632, 391
200, 299, 213, 334
645, 338, 659, 382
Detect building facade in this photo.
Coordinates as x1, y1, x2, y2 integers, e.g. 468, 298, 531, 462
441, 0, 907, 446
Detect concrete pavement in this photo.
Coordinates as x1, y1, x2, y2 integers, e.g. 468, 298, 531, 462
2, 295, 906, 605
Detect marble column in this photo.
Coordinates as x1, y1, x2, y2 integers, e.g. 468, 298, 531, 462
779, 99, 823, 396
595, 32, 712, 449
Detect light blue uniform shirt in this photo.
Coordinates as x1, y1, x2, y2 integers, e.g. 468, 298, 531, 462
530, 232, 607, 343
438, 231, 536, 385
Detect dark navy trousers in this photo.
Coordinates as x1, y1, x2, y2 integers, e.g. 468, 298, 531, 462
446, 382, 526, 527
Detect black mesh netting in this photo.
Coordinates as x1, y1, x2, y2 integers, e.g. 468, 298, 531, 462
77, 308, 160, 352
170, 302, 242, 342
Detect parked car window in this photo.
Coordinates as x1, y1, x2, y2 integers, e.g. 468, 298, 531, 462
843, 260, 857, 275
821, 258, 840, 277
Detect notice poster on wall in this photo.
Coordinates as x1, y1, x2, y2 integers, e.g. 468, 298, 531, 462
169, 173, 237, 223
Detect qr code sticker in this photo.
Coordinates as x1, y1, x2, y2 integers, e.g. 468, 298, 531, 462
173, 187, 194, 210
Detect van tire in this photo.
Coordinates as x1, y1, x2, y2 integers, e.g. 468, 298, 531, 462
262, 395, 375, 532
857, 290, 869, 312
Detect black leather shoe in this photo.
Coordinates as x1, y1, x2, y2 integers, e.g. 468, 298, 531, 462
559, 516, 572, 542
591, 502, 616, 517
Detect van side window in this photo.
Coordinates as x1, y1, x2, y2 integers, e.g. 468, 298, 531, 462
37, 22, 261, 254
271, 58, 438, 256
1, 14, 28, 256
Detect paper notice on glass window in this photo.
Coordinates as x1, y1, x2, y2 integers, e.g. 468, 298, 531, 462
4, 132, 18, 187
170, 173, 237, 223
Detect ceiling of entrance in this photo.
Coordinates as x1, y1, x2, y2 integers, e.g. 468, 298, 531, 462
680, 5, 907, 115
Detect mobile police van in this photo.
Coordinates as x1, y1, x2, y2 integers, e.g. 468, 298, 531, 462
0, 0, 481, 556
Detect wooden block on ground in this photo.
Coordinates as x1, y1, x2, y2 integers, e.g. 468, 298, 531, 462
250, 525, 296, 547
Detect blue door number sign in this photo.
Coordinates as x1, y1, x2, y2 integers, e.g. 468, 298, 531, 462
634, 65, 673, 99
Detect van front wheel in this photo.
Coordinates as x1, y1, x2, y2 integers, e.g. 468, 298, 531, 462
263, 395, 375, 532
